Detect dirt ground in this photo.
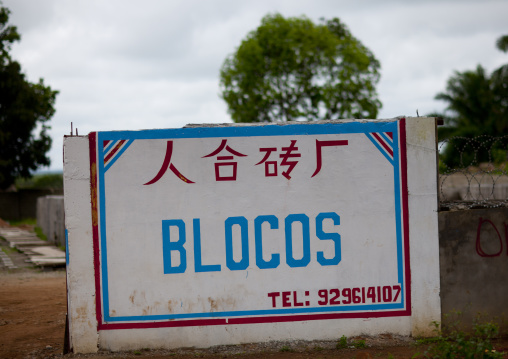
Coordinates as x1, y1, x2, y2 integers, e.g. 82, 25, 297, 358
1, 249, 508, 358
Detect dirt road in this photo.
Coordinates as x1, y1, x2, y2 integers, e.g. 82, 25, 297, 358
0, 269, 421, 359
0, 271, 66, 359
1, 264, 507, 358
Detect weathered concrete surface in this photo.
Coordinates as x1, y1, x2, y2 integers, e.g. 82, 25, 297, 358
63, 136, 99, 353
406, 117, 441, 336
36, 195, 65, 247
65, 118, 441, 352
439, 208, 508, 331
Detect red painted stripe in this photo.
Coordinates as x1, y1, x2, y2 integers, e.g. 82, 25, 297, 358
372, 133, 393, 157
398, 118, 412, 315
386, 132, 393, 140
101, 318, 227, 330
103, 140, 111, 148
98, 309, 411, 331
93, 120, 412, 331
104, 140, 126, 164
228, 309, 410, 325
88, 132, 104, 329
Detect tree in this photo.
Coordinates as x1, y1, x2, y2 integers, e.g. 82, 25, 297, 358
434, 35, 508, 168
496, 35, 508, 53
220, 14, 381, 123
0, 3, 58, 189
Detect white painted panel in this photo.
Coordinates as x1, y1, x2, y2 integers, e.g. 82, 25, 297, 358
64, 118, 440, 352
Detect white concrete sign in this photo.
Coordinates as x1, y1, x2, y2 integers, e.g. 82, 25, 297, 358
64, 118, 441, 352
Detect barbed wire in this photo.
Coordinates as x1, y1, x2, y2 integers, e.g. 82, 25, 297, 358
438, 135, 508, 210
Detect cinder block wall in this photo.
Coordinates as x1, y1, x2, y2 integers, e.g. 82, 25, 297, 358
439, 208, 508, 331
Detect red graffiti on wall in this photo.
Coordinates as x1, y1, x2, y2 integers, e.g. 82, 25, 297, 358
475, 217, 508, 257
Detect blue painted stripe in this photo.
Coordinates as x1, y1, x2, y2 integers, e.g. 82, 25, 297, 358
392, 123, 405, 307
365, 133, 394, 166
104, 139, 134, 172
103, 140, 117, 154
106, 302, 405, 322
97, 134, 110, 320
96, 120, 408, 323
96, 122, 398, 141
65, 229, 69, 266
380, 131, 393, 145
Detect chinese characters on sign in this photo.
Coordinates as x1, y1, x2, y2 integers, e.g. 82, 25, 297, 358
144, 141, 195, 184
89, 120, 412, 330
144, 138, 349, 184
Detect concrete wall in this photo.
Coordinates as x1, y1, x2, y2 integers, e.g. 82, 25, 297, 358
439, 208, 508, 331
64, 118, 441, 353
0, 189, 62, 221
36, 195, 65, 247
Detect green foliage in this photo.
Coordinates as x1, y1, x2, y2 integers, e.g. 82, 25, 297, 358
421, 320, 504, 359
438, 135, 508, 172
335, 335, 367, 349
15, 173, 63, 190
7, 218, 47, 241
0, 4, 20, 58
8, 217, 36, 226
434, 34, 508, 168
0, 2, 58, 189
336, 335, 348, 349
34, 226, 47, 241
220, 13, 381, 123
1, 245, 21, 254
279, 345, 292, 352
496, 35, 508, 53
353, 339, 366, 348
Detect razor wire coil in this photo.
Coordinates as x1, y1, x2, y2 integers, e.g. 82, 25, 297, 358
438, 135, 508, 210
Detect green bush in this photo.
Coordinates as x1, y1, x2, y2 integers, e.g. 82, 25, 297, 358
336, 335, 348, 349
353, 339, 366, 348
422, 320, 504, 358
15, 173, 63, 190
279, 345, 292, 352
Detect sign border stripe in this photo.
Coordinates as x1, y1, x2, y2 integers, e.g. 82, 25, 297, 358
89, 120, 411, 330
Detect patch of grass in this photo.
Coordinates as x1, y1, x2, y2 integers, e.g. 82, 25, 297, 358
15, 173, 63, 190
7, 218, 47, 241
313, 345, 324, 351
420, 320, 505, 358
279, 345, 292, 352
9, 218, 36, 226
133, 350, 142, 355
336, 335, 348, 349
2, 246, 20, 254
353, 339, 366, 348
415, 336, 441, 346
34, 226, 47, 241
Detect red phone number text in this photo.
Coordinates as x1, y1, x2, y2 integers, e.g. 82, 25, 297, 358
267, 285, 401, 308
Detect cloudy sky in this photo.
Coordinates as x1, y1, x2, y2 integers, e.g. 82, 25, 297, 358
3, 0, 507, 171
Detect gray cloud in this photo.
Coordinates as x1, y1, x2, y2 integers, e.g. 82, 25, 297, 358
2, 0, 507, 170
